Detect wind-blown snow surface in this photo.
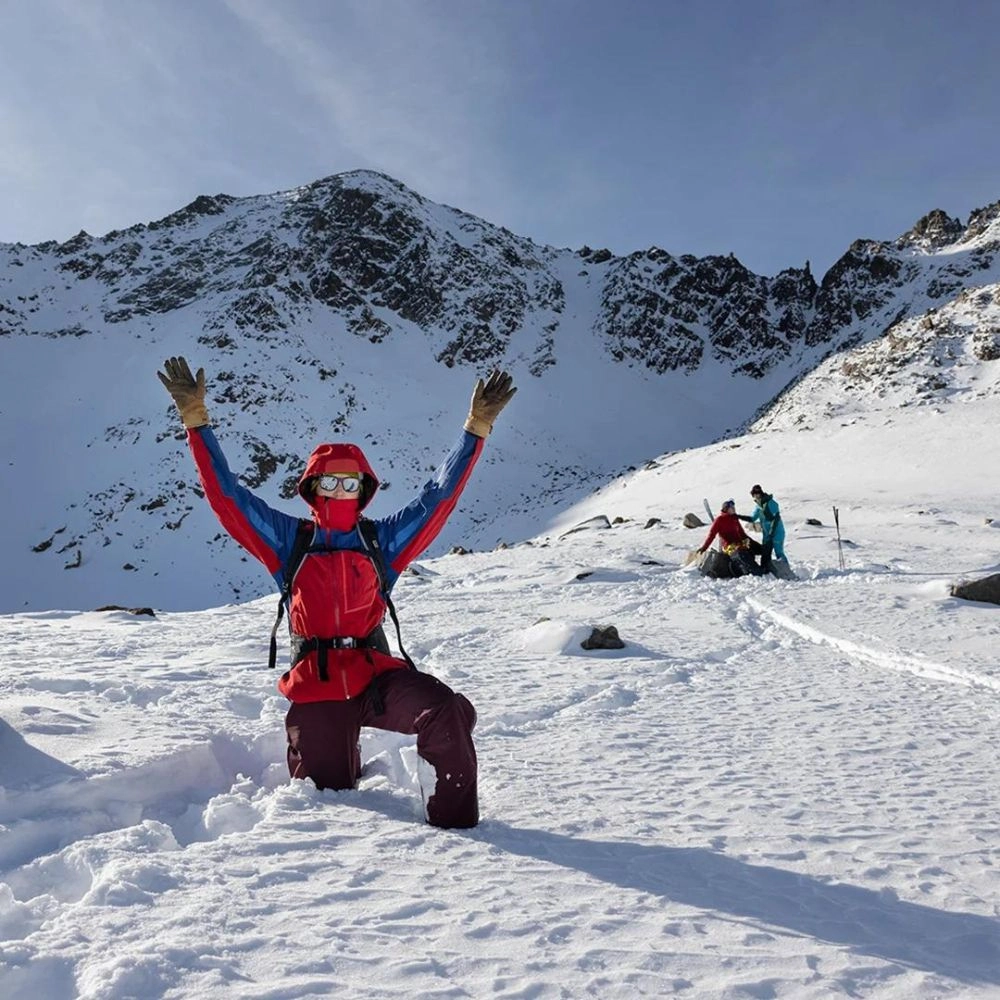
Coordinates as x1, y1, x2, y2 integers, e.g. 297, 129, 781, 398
1, 399, 999, 999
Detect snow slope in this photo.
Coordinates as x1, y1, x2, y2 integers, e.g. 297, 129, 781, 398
1, 397, 998, 999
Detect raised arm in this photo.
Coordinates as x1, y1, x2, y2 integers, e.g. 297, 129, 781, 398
698, 518, 721, 553
378, 370, 517, 576
157, 356, 299, 578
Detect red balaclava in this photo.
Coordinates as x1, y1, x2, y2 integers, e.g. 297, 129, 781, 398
297, 444, 379, 532
316, 486, 359, 531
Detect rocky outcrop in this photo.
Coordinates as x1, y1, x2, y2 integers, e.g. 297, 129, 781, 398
581, 625, 625, 650
951, 574, 1000, 605
597, 250, 817, 377
898, 209, 965, 251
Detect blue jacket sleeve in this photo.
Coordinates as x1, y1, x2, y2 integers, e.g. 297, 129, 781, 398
373, 429, 485, 587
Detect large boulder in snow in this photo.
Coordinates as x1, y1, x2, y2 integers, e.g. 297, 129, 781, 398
581, 625, 625, 649
951, 573, 1000, 605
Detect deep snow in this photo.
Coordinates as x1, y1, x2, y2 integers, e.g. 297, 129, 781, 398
1, 396, 999, 999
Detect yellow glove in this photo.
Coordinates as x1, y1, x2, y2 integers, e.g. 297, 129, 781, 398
464, 370, 517, 438
157, 356, 209, 428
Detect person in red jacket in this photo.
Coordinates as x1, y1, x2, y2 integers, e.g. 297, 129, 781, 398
698, 499, 764, 576
158, 356, 515, 828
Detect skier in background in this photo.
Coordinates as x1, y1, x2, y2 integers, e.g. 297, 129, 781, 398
697, 499, 764, 576
157, 356, 516, 829
739, 485, 786, 574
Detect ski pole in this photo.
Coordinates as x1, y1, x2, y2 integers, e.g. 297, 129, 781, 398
833, 505, 845, 570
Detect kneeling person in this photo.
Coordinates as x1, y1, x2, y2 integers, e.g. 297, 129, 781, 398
158, 356, 516, 828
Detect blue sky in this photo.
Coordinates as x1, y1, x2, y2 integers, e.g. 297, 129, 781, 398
2, 0, 998, 278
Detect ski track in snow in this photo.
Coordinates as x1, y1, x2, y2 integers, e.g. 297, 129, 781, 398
743, 593, 1000, 693
1, 513, 1000, 998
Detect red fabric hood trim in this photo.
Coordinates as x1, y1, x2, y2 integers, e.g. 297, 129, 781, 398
298, 442, 380, 514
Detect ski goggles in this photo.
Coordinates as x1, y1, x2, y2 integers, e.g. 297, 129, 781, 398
315, 474, 361, 493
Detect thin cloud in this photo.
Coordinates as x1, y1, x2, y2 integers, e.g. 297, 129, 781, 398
220, 1, 509, 193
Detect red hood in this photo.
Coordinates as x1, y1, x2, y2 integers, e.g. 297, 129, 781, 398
298, 443, 379, 523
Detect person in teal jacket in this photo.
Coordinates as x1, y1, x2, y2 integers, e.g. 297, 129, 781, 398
741, 485, 786, 573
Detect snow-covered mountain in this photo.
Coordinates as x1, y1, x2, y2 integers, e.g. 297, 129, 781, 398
2, 176, 1000, 999
1, 170, 999, 612
747, 207, 1000, 432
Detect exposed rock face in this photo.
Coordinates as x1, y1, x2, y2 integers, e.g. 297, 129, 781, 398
898, 209, 965, 251
598, 250, 817, 377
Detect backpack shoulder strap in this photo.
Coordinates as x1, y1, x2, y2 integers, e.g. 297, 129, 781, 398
356, 517, 389, 592
268, 518, 315, 669
357, 518, 417, 670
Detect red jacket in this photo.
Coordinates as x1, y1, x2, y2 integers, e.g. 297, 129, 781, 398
187, 427, 484, 701
700, 512, 750, 554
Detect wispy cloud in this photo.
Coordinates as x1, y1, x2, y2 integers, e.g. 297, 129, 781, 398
219, 0, 518, 209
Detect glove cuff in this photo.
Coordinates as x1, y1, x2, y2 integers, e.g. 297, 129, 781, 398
179, 400, 210, 429
464, 414, 492, 438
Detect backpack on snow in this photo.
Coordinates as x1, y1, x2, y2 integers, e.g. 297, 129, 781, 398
698, 549, 733, 579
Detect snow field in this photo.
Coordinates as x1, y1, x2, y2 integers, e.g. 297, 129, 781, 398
1, 400, 1000, 998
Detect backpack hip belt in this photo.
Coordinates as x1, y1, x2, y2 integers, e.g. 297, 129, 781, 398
290, 631, 387, 681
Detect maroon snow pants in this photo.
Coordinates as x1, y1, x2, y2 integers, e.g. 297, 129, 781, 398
284, 669, 478, 829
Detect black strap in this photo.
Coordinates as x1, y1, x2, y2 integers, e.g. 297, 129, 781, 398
268, 518, 315, 670
291, 635, 381, 681
288, 633, 388, 714
357, 518, 417, 670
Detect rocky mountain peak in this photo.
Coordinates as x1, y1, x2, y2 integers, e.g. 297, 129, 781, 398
898, 208, 964, 250
146, 193, 239, 232
962, 199, 1000, 242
